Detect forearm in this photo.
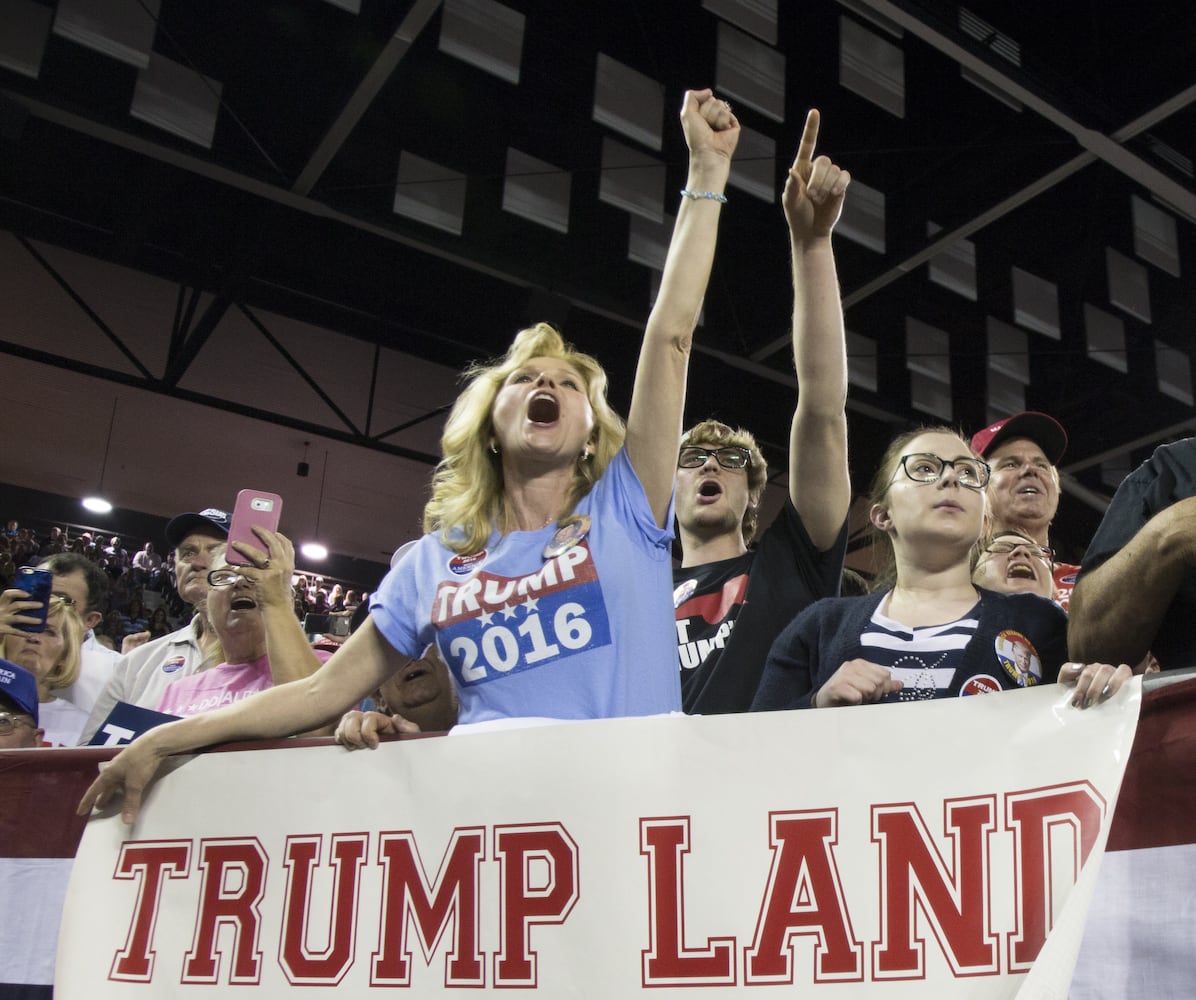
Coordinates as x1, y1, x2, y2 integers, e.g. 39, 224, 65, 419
1069, 512, 1193, 664
789, 236, 850, 546
263, 605, 325, 685
626, 154, 730, 520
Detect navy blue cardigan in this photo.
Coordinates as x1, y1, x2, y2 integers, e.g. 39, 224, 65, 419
751, 587, 1068, 711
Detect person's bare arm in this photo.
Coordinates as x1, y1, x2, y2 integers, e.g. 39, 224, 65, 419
1069, 496, 1196, 664
625, 89, 738, 526
784, 109, 851, 550
77, 617, 410, 824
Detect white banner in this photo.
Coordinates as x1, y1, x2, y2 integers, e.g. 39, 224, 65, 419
57, 681, 1141, 997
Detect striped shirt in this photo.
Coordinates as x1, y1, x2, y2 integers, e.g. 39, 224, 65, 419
861, 601, 980, 702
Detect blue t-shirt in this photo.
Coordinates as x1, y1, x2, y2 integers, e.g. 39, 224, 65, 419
371, 448, 680, 724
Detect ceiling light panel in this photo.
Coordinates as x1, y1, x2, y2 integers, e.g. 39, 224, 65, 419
130, 52, 222, 149
628, 212, 673, 271
728, 125, 776, 203
503, 148, 570, 234
0, 0, 52, 77
1106, 248, 1152, 323
986, 316, 1029, 384
393, 152, 467, 236
927, 222, 978, 301
439, 0, 525, 85
837, 177, 885, 253
702, 0, 777, 45
593, 54, 664, 151
1156, 342, 1193, 405
598, 137, 664, 222
1011, 266, 1060, 340
846, 330, 877, 392
986, 368, 1027, 425
910, 370, 953, 421
839, 15, 904, 119
1131, 195, 1181, 278
53, 0, 158, 68
715, 22, 785, 123
1083, 304, 1128, 374
905, 317, 951, 385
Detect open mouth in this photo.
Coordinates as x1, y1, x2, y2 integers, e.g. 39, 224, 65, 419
1006, 562, 1036, 580
230, 595, 258, 611
699, 480, 723, 499
527, 392, 559, 424
1017, 485, 1041, 495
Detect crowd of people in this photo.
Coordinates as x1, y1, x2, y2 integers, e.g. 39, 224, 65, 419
0, 93, 1188, 832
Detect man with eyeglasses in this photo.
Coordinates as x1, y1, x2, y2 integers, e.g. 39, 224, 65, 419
78, 508, 230, 745
0, 659, 43, 749
672, 110, 851, 714
970, 411, 1079, 609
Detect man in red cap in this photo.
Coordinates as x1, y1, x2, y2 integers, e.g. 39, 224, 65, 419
970, 411, 1079, 609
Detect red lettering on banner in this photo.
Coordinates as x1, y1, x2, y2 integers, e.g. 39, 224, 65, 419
109, 840, 192, 982
744, 810, 863, 984
494, 823, 579, 987
278, 833, 369, 985
1005, 782, 1105, 970
371, 828, 486, 987
640, 817, 735, 986
181, 838, 268, 985
872, 798, 999, 979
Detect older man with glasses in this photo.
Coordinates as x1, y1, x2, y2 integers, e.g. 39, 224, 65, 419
672, 110, 852, 715
0, 660, 44, 749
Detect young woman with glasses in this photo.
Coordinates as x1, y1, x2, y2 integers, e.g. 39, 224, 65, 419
752, 427, 1131, 711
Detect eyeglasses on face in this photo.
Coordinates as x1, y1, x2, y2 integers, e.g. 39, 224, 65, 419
206, 568, 245, 589
678, 445, 752, 470
50, 592, 76, 607
983, 539, 1054, 561
0, 713, 36, 736
897, 453, 990, 490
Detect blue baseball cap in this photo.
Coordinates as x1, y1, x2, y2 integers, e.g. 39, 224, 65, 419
165, 508, 231, 550
0, 659, 39, 724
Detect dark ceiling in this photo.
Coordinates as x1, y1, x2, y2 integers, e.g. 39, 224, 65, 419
2, 0, 1195, 564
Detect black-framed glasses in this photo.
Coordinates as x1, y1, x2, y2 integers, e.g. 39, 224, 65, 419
0, 713, 36, 736
206, 568, 245, 588
897, 453, 990, 490
50, 591, 77, 606
983, 538, 1054, 561
678, 446, 752, 470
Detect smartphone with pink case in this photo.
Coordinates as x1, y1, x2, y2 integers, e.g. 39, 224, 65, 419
225, 489, 283, 565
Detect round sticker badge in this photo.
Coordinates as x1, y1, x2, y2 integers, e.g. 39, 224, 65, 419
673, 578, 698, 609
961, 674, 1003, 696
543, 515, 591, 561
995, 628, 1041, 687
448, 550, 488, 576
161, 655, 186, 674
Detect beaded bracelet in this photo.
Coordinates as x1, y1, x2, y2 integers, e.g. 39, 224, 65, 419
679, 189, 728, 203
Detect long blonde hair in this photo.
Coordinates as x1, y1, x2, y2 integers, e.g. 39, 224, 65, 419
425, 323, 626, 554
0, 599, 83, 693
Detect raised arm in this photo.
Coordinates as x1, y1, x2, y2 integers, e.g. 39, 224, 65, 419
785, 109, 851, 550
77, 616, 414, 824
1069, 496, 1196, 664
625, 88, 739, 526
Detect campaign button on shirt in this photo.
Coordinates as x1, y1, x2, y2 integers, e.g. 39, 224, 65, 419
961, 674, 1003, 696
161, 655, 186, 674
448, 550, 488, 576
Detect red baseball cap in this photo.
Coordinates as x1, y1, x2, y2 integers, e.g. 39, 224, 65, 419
970, 411, 1067, 464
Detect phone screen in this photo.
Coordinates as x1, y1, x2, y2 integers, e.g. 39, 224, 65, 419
16, 566, 54, 633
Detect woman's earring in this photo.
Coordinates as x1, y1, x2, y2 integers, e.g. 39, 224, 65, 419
489, 441, 499, 455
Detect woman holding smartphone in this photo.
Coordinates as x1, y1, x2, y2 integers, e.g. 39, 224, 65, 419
81, 88, 739, 823
1, 595, 85, 745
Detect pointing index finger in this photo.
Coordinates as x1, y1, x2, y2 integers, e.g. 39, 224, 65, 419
794, 108, 821, 171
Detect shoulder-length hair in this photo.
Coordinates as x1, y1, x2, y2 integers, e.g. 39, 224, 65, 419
424, 323, 626, 554
0, 599, 85, 692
